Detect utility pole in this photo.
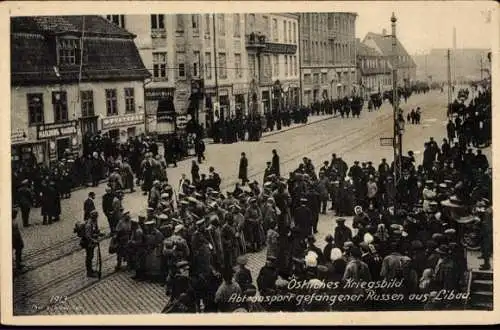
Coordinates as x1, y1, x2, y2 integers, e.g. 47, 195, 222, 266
447, 49, 452, 117
212, 14, 220, 121
480, 56, 483, 80
391, 12, 402, 186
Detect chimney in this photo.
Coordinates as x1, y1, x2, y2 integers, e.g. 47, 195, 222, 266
382, 29, 387, 36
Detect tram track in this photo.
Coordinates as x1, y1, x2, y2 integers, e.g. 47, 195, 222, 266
27, 110, 394, 315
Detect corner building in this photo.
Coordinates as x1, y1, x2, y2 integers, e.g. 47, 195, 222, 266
11, 16, 149, 167
300, 12, 358, 106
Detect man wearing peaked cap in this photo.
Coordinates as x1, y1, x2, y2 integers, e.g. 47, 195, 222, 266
334, 217, 352, 250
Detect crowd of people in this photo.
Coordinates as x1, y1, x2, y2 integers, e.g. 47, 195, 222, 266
70, 83, 493, 313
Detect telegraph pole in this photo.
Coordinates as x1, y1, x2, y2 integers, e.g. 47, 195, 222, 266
391, 12, 402, 185
212, 14, 220, 120
480, 56, 483, 80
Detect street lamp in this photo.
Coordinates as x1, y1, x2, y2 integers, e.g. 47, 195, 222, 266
390, 12, 403, 186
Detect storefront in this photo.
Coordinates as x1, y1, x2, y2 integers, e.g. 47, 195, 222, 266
101, 113, 144, 143
219, 89, 230, 122
261, 90, 270, 114
145, 87, 176, 134
232, 83, 248, 117
36, 120, 80, 162
11, 129, 46, 169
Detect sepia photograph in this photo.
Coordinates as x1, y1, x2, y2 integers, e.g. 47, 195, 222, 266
1, 0, 498, 325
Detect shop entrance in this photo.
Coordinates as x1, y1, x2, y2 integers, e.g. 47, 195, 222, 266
56, 137, 71, 160
81, 117, 98, 135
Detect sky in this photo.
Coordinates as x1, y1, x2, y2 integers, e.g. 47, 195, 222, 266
309, 1, 496, 55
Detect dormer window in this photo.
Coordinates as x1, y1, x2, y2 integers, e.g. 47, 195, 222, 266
58, 38, 81, 65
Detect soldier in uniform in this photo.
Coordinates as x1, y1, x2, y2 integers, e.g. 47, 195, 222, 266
234, 255, 253, 291
83, 192, 96, 221
334, 218, 352, 250
130, 217, 147, 281
83, 210, 101, 277
294, 198, 313, 240
257, 256, 278, 300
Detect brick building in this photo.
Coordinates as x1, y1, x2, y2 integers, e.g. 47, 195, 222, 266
356, 39, 392, 99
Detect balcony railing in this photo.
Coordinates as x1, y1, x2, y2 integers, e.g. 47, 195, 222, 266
245, 33, 267, 49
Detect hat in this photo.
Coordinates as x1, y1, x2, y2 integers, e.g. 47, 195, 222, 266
390, 224, 403, 231
176, 260, 190, 268
194, 192, 203, 199
444, 228, 456, 235
330, 248, 343, 261
144, 220, 155, 226
441, 195, 465, 208
105, 187, 112, 192
305, 253, 318, 268
325, 234, 334, 243
439, 183, 447, 188
425, 180, 434, 185
131, 217, 139, 223
429, 201, 438, 206
153, 180, 160, 185
147, 207, 155, 212
292, 257, 304, 264
21, 179, 29, 185
343, 241, 354, 249
411, 240, 424, 250
237, 255, 248, 265
435, 244, 449, 255
90, 209, 99, 217
188, 184, 196, 189
178, 192, 186, 197
307, 235, 316, 243
263, 181, 273, 187
267, 255, 277, 262
174, 224, 184, 234
196, 219, 205, 226
336, 218, 346, 223
187, 196, 198, 204
363, 233, 374, 244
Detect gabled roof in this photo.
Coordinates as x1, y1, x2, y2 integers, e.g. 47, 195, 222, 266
11, 16, 150, 86
11, 15, 134, 38
363, 32, 417, 68
356, 39, 381, 57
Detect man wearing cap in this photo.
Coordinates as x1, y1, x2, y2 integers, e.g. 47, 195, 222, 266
257, 256, 278, 299
433, 244, 460, 292
114, 211, 132, 271
380, 241, 404, 280
208, 167, 222, 191
343, 246, 371, 282
334, 218, 352, 250
130, 218, 147, 281
271, 149, 280, 177
478, 201, 493, 270
17, 179, 33, 227
169, 260, 196, 312
12, 207, 24, 270
108, 166, 123, 192
102, 187, 114, 229
110, 190, 123, 234
244, 198, 263, 251
234, 255, 253, 291
141, 152, 154, 195
294, 198, 313, 240
83, 192, 96, 221
148, 180, 162, 209
238, 152, 249, 186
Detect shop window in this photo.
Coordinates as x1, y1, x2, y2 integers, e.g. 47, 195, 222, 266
106, 89, 118, 116
56, 137, 70, 160
177, 52, 186, 79
124, 88, 135, 113
27, 93, 44, 125
80, 90, 94, 117
52, 91, 68, 123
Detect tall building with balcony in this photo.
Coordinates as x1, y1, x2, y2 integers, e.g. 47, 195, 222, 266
105, 13, 250, 133
244, 13, 300, 116
300, 12, 357, 106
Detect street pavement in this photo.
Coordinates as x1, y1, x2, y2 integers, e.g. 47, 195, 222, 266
14, 90, 491, 315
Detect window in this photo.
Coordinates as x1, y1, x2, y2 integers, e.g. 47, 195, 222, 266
283, 20, 287, 43
273, 55, 279, 76
218, 52, 227, 78
205, 52, 212, 79
80, 90, 94, 117
27, 93, 44, 125
313, 73, 319, 84
105, 89, 118, 116
263, 16, 269, 38
58, 38, 80, 65
293, 22, 296, 43
176, 14, 184, 33
248, 54, 256, 78
285, 56, 288, 76
321, 73, 327, 84
304, 74, 311, 84
124, 88, 135, 113
233, 14, 240, 37
52, 91, 68, 123
193, 51, 200, 77
248, 14, 255, 31
264, 55, 271, 77
204, 14, 210, 36
273, 19, 278, 41
294, 56, 298, 76
106, 15, 125, 28
151, 14, 165, 29
288, 21, 292, 44
177, 52, 186, 78
153, 52, 167, 79
217, 14, 225, 35
235, 53, 242, 78
192, 14, 199, 34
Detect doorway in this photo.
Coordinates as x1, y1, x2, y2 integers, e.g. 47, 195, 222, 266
56, 137, 71, 160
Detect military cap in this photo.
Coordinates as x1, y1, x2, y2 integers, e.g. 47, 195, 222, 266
343, 241, 354, 249
267, 255, 277, 262
194, 192, 203, 198
325, 234, 334, 243
401, 231, 408, 237
425, 180, 434, 185
292, 257, 304, 264
439, 183, 447, 188
263, 181, 273, 187
160, 193, 169, 199
105, 186, 112, 192
392, 230, 402, 236
171, 218, 183, 224
174, 224, 185, 234
147, 207, 155, 212
196, 218, 205, 226
317, 265, 328, 274
122, 211, 130, 217
178, 192, 186, 197
444, 228, 456, 235
336, 218, 346, 223
176, 260, 190, 268
187, 196, 198, 203
138, 215, 147, 222
249, 197, 257, 203
131, 217, 139, 223
266, 161, 271, 165
153, 180, 160, 185
429, 201, 438, 206
435, 244, 449, 255
411, 240, 424, 250
432, 233, 444, 241
157, 213, 168, 220
180, 200, 189, 206
144, 220, 155, 226
188, 184, 196, 189
390, 223, 402, 231
237, 255, 248, 265
354, 160, 359, 164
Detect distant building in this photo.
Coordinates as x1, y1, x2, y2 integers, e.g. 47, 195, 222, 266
355, 39, 392, 99
362, 30, 416, 87
414, 48, 490, 83
300, 12, 358, 105
11, 15, 149, 166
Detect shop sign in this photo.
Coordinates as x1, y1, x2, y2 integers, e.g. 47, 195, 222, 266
145, 88, 175, 101
102, 114, 144, 130
11, 130, 28, 144
37, 121, 78, 140
176, 114, 190, 129
263, 43, 297, 55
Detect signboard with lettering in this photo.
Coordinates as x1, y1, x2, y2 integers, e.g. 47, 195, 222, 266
11, 130, 28, 145
37, 121, 78, 140
102, 114, 144, 130
263, 43, 297, 55
145, 88, 175, 101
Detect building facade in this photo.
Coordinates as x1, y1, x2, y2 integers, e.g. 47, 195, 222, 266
11, 16, 149, 166
300, 12, 358, 106
362, 30, 417, 87
356, 39, 392, 99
